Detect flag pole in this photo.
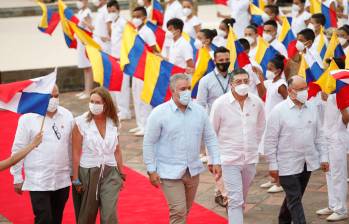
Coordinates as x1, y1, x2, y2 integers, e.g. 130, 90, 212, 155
40, 115, 46, 132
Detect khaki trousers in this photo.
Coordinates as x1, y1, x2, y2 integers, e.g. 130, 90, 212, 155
161, 170, 200, 224
73, 166, 123, 224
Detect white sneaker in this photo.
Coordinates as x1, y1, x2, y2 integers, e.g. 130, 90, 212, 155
326, 212, 348, 221
267, 185, 284, 193
316, 207, 333, 215
134, 129, 144, 136
260, 181, 274, 188
129, 127, 140, 133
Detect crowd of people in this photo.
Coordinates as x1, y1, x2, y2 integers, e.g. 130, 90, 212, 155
1, 0, 349, 223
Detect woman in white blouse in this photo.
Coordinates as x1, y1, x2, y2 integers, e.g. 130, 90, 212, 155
181, 0, 201, 38
72, 87, 124, 224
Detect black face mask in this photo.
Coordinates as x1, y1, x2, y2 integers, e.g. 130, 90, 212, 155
216, 62, 230, 73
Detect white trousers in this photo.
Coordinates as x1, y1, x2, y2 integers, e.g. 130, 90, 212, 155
222, 164, 256, 224
111, 74, 131, 119
132, 78, 152, 130
326, 141, 348, 215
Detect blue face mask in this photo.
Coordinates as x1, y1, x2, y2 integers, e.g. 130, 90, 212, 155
179, 90, 191, 106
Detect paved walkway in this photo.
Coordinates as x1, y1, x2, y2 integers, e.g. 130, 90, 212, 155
2, 92, 348, 223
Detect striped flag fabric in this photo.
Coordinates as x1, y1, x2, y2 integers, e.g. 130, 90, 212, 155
0, 70, 57, 116
37, 0, 60, 35
330, 69, 349, 109
151, 0, 164, 26
226, 27, 251, 71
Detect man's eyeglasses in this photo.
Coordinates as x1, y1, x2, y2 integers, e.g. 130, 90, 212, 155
52, 123, 61, 140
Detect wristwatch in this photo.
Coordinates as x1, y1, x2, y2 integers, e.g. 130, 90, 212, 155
72, 179, 82, 186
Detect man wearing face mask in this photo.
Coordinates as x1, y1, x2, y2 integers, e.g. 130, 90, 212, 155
210, 68, 265, 224
264, 76, 329, 224
108, 0, 132, 121
130, 6, 159, 136
92, 0, 111, 54
11, 85, 74, 224
263, 20, 288, 58
143, 74, 222, 224
136, 0, 152, 17
309, 14, 329, 50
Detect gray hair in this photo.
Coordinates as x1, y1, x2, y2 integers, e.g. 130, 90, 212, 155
230, 68, 249, 83
170, 73, 191, 91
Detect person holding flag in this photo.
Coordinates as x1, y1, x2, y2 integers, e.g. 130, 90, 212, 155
309, 14, 329, 50
291, 0, 311, 36
181, 0, 202, 39
93, 0, 111, 54
263, 20, 288, 58
75, 0, 94, 100
244, 25, 259, 59
337, 25, 349, 54
213, 18, 235, 47
10, 84, 74, 224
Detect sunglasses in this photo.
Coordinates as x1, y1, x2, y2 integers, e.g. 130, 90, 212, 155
52, 123, 61, 140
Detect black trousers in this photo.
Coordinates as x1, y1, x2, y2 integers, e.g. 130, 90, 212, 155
278, 164, 311, 224
29, 186, 70, 224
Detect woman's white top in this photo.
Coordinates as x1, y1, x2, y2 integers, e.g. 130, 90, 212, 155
75, 113, 119, 168
264, 78, 287, 116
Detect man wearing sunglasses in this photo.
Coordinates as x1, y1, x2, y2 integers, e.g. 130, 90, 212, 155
10, 85, 74, 224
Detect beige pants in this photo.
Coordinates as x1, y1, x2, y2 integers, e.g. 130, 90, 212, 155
161, 170, 200, 224
73, 166, 123, 224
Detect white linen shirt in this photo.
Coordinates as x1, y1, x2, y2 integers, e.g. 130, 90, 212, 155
264, 98, 328, 176
168, 36, 193, 68
10, 107, 74, 191
210, 92, 265, 165
75, 113, 119, 168
182, 15, 201, 39
291, 11, 311, 36
110, 16, 127, 58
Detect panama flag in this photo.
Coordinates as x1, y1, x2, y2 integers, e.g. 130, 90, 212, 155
0, 70, 56, 116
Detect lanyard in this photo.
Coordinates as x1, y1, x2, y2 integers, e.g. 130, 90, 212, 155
214, 71, 231, 94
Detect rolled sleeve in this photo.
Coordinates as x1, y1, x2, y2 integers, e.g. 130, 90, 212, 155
143, 111, 162, 172
263, 109, 280, 171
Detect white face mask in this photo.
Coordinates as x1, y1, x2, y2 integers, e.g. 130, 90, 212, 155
182, 8, 192, 17
339, 37, 347, 46
217, 29, 227, 38
245, 36, 255, 45
263, 32, 273, 43
76, 1, 84, 9
166, 31, 174, 39
194, 39, 203, 49
178, 90, 191, 106
266, 70, 276, 80
292, 4, 301, 13
132, 18, 143, 28
89, 103, 104, 115
235, 84, 249, 96
296, 89, 308, 103
307, 23, 315, 32
296, 40, 305, 52
107, 12, 119, 22
137, 0, 145, 6
47, 97, 59, 112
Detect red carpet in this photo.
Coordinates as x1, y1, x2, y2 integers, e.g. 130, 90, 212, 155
0, 110, 227, 224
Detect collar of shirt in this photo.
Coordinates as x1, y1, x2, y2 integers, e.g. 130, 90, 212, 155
286, 97, 309, 109
173, 36, 185, 45
227, 91, 251, 104
214, 68, 230, 79
169, 99, 193, 112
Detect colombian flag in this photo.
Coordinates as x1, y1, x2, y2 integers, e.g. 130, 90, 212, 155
85, 45, 123, 91
58, 0, 77, 48
145, 21, 166, 50
37, 0, 60, 35
120, 23, 151, 80
141, 53, 185, 107
317, 28, 327, 59
252, 0, 265, 10
254, 37, 279, 76
330, 70, 349, 109
151, 0, 164, 26
309, 0, 337, 28
191, 48, 215, 98
323, 32, 345, 61
278, 16, 295, 48
315, 59, 338, 94
250, 3, 268, 26
68, 21, 101, 50
226, 27, 250, 71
